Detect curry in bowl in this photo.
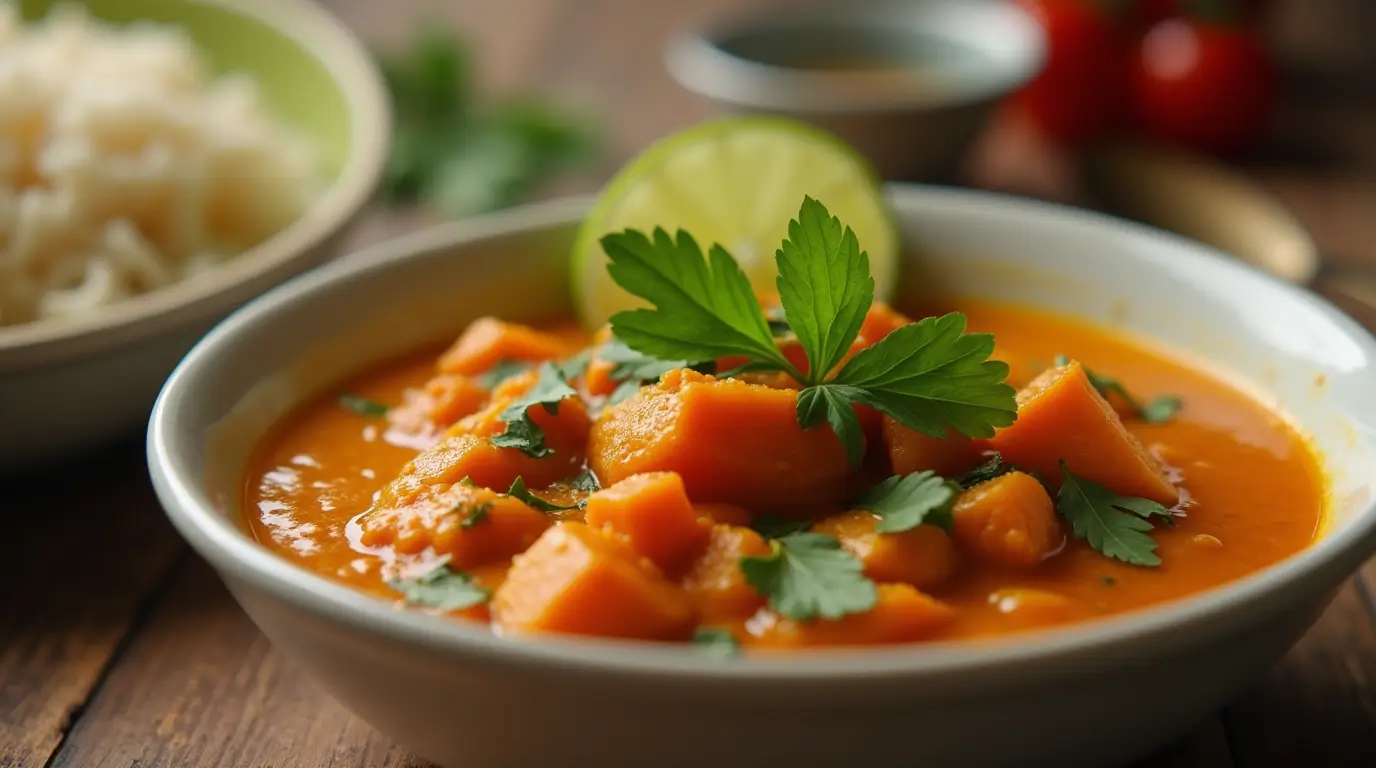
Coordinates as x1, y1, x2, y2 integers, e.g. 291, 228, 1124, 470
241, 197, 1323, 652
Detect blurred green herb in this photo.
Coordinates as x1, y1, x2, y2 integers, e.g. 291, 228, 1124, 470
378, 28, 598, 216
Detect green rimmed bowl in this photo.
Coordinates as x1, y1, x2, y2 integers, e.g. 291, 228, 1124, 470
0, 0, 389, 473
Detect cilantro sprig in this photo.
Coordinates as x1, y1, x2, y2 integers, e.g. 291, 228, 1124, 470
854, 472, 959, 533
1055, 462, 1175, 567
597, 338, 700, 405
603, 197, 1017, 467
956, 452, 1012, 489
490, 362, 576, 457
507, 476, 580, 512
1054, 355, 1182, 424
740, 532, 877, 621
389, 561, 490, 611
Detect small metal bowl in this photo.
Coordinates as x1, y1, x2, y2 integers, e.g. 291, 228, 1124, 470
666, 0, 1045, 181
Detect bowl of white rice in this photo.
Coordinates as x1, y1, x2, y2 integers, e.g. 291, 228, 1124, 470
0, 0, 389, 472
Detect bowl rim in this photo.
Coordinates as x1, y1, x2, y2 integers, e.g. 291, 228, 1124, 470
664, 0, 1046, 114
149, 186, 1376, 683
0, 0, 391, 368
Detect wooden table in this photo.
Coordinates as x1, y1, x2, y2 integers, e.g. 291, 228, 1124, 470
6, 1, 1376, 765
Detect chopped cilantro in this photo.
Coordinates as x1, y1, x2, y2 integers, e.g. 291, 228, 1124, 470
739, 532, 876, 621
389, 562, 490, 611
489, 362, 577, 457
855, 472, 959, 533
474, 359, 532, 389
507, 476, 578, 513
460, 501, 492, 529
956, 452, 1012, 489
337, 394, 390, 418
692, 627, 741, 657
568, 468, 601, 492
1055, 355, 1182, 424
1055, 462, 1174, 567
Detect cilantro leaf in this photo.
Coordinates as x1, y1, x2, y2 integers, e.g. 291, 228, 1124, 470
389, 562, 490, 611
956, 452, 1012, 489
475, 359, 532, 389
855, 472, 959, 533
739, 533, 877, 621
490, 362, 577, 457
555, 348, 594, 381
833, 313, 1018, 439
775, 196, 874, 384
338, 394, 390, 418
569, 468, 601, 492
604, 228, 797, 375
750, 515, 814, 540
507, 476, 578, 513
460, 501, 492, 529
1055, 355, 1182, 424
796, 384, 867, 468
1055, 462, 1170, 567
600, 338, 693, 382
692, 627, 741, 657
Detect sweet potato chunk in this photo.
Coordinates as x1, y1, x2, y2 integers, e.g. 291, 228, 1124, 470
585, 472, 710, 575
882, 416, 979, 477
812, 510, 958, 590
387, 374, 490, 437
680, 524, 770, 622
750, 583, 954, 647
989, 360, 1178, 504
438, 317, 579, 375
857, 301, 913, 344
588, 370, 852, 507
988, 588, 1085, 631
358, 483, 549, 568
492, 523, 696, 640
693, 503, 753, 527
952, 471, 1064, 568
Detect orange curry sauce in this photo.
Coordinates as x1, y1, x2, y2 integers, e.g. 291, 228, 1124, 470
243, 300, 1324, 647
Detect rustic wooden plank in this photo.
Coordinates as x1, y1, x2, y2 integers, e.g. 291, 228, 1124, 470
48, 558, 434, 768
1135, 717, 1235, 768
1223, 578, 1376, 767
0, 438, 185, 768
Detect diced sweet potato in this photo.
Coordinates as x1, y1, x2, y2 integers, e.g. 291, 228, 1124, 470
989, 360, 1178, 504
585, 472, 710, 575
749, 583, 954, 647
857, 301, 913, 344
492, 523, 696, 640
438, 317, 579, 375
588, 370, 853, 507
987, 588, 1084, 631
952, 471, 1064, 568
693, 503, 753, 527
358, 483, 549, 568
882, 416, 979, 477
387, 374, 491, 437
812, 510, 958, 590
680, 524, 770, 622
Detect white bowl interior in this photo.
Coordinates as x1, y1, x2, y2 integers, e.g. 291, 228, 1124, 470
152, 187, 1376, 681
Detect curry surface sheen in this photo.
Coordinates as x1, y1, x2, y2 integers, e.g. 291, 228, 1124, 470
243, 301, 1323, 645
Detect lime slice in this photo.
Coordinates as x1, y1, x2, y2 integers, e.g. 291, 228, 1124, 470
572, 116, 897, 329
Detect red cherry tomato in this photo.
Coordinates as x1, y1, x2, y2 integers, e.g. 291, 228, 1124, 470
1132, 15, 1275, 155
1010, 0, 1132, 147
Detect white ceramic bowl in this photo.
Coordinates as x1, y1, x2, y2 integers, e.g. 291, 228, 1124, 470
666, 0, 1044, 180
0, 0, 389, 473
149, 188, 1376, 767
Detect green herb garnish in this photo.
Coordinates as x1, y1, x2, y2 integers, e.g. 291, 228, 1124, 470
1054, 355, 1182, 424
749, 515, 814, 540
338, 394, 390, 418
568, 468, 601, 493
379, 28, 597, 216
474, 359, 533, 389
460, 501, 492, 529
854, 472, 959, 533
956, 452, 1012, 489
603, 197, 1017, 468
389, 562, 490, 611
739, 532, 877, 621
490, 362, 577, 458
506, 476, 579, 513
1055, 462, 1175, 567
692, 627, 741, 657
597, 338, 699, 405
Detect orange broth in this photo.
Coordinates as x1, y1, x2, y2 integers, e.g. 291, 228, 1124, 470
243, 300, 1323, 647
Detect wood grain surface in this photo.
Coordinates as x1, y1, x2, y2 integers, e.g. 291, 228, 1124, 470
5, 0, 1376, 766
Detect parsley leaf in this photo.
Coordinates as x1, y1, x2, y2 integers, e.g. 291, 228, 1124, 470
740, 533, 877, 621
692, 627, 741, 657
568, 468, 601, 492
460, 501, 491, 529
338, 394, 390, 418
474, 359, 532, 389
389, 562, 490, 611
855, 472, 959, 533
832, 313, 1018, 439
750, 515, 814, 540
490, 362, 577, 457
555, 348, 594, 381
507, 476, 578, 513
1054, 355, 1182, 424
776, 196, 874, 383
600, 338, 692, 382
604, 228, 798, 375
796, 384, 867, 468
956, 452, 1012, 489
1055, 462, 1172, 567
